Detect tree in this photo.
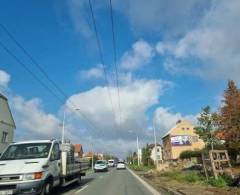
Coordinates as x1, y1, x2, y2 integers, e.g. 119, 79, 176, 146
141, 144, 153, 166
195, 106, 219, 149
218, 80, 240, 150
103, 153, 114, 160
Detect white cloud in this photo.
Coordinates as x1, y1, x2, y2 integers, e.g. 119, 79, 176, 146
66, 78, 172, 140
10, 96, 61, 139
153, 107, 197, 138
120, 40, 154, 70
114, 0, 210, 38
5, 76, 173, 157
0, 70, 11, 88
157, 0, 240, 81
64, 78, 172, 156
66, 0, 210, 39
79, 65, 104, 80
66, 0, 93, 39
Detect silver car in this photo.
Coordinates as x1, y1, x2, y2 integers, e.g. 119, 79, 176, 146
94, 160, 108, 172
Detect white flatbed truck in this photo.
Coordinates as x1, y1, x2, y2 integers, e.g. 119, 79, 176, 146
0, 139, 89, 195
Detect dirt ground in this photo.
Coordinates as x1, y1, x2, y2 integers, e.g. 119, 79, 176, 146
232, 167, 240, 176
137, 171, 240, 195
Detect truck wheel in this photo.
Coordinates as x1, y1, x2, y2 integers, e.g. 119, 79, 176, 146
41, 181, 52, 195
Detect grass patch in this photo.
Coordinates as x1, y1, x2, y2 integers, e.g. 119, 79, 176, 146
206, 175, 232, 187
207, 177, 228, 187
160, 171, 205, 183
159, 170, 233, 188
184, 172, 204, 183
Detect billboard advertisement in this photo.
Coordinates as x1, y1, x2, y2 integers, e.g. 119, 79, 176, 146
171, 135, 191, 146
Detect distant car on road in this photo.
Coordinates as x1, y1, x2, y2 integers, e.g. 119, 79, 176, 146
94, 160, 108, 172
108, 159, 115, 167
116, 161, 126, 170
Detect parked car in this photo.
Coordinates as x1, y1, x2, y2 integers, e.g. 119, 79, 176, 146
0, 139, 89, 195
108, 159, 115, 167
94, 160, 108, 172
116, 161, 126, 170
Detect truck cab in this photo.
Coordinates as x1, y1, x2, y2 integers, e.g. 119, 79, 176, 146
0, 139, 86, 195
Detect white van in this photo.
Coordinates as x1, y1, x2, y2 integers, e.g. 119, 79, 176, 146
0, 139, 88, 195
108, 159, 115, 167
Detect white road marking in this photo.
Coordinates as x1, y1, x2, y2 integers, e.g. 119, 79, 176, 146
127, 168, 161, 195
74, 185, 88, 194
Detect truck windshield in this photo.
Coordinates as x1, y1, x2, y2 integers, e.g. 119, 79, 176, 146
0, 143, 51, 160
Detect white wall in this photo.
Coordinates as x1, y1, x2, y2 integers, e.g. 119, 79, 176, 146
150, 146, 163, 163
0, 122, 14, 153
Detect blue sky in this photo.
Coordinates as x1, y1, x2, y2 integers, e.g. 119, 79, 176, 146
0, 0, 239, 157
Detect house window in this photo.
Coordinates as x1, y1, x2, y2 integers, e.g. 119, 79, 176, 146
157, 148, 160, 152
2, 132, 8, 143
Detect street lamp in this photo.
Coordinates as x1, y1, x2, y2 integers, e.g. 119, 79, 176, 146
61, 108, 78, 144
75, 108, 94, 170
128, 130, 140, 166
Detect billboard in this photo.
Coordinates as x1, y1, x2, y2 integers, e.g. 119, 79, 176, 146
171, 135, 191, 146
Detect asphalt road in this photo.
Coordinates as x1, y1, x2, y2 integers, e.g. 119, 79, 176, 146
53, 168, 154, 195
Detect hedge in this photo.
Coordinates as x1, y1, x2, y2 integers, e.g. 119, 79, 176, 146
179, 150, 202, 159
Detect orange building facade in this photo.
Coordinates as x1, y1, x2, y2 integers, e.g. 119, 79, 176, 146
162, 120, 205, 160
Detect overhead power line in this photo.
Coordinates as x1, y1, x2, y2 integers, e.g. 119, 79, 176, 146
0, 24, 68, 100
0, 40, 63, 104
0, 25, 98, 132
88, 0, 118, 128
108, 0, 122, 124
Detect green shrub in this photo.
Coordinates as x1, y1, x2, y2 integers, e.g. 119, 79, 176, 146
180, 150, 202, 159
207, 177, 228, 187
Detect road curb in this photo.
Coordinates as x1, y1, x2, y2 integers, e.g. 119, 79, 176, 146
127, 167, 161, 195
128, 169, 185, 195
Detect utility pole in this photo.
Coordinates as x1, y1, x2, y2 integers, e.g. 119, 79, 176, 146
153, 120, 157, 168
92, 151, 94, 170
61, 110, 66, 144
137, 136, 140, 166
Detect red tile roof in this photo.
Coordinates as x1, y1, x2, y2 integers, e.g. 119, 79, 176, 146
74, 144, 83, 153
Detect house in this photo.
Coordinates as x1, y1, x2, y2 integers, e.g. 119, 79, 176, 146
74, 144, 83, 158
83, 151, 93, 160
83, 152, 103, 160
149, 144, 163, 164
0, 93, 16, 153
162, 120, 204, 160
